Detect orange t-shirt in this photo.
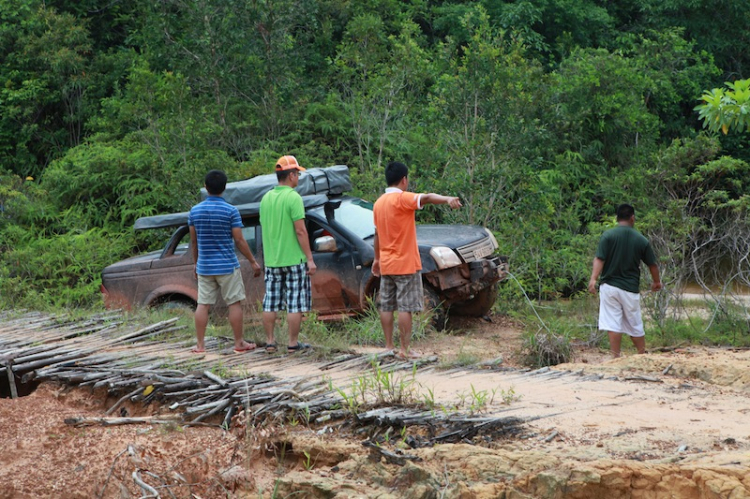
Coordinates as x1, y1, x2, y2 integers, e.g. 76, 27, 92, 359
373, 189, 422, 275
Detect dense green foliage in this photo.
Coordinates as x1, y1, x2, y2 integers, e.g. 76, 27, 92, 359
696, 78, 750, 135
1, 0, 750, 323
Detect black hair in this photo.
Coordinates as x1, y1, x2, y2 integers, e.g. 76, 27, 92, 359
276, 170, 293, 182
204, 170, 227, 195
616, 203, 635, 221
385, 161, 408, 187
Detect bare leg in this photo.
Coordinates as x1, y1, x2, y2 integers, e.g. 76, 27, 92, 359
227, 301, 254, 350
608, 331, 622, 358
397, 311, 413, 357
194, 304, 210, 351
630, 335, 646, 354
263, 311, 277, 345
380, 311, 396, 350
287, 312, 303, 347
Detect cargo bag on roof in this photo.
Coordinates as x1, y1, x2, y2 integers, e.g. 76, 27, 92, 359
200, 165, 352, 205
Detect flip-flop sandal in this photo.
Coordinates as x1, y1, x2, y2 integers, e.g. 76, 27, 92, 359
395, 350, 422, 361
287, 342, 312, 352
265, 343, 277, 354
233, 343, 256, 354
191, 347, 206, 354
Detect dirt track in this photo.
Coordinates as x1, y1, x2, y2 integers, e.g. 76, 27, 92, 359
1, 314, 749, 498
234, 327, 750, 464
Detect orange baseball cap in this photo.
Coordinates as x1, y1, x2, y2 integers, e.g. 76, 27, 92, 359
275, 155, 306, 171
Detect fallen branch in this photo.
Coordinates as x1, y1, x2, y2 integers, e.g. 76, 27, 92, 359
105, 387, 142, 416
5, 360, 17, 399
97, 446, 130, 499
132, 470, 159, 498
623, 375, 662, 383
203, 370, 229, 387
64, 416, 181, 427
362, 440, 421, 465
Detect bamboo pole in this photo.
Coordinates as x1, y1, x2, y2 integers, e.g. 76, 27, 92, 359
4, 360, 17, 399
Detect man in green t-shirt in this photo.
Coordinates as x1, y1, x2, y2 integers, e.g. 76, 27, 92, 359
259, 155, 317, 354
588, 204, 662, 358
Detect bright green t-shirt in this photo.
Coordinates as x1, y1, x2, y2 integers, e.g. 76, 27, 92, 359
596, 225, 657, 293
259, 186, 307, 268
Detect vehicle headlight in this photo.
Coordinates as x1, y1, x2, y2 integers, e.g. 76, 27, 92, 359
484, 228, 499, 250
430, 246, 462, 269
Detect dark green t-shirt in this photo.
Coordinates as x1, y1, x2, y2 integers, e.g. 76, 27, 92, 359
596, 225, 657, 293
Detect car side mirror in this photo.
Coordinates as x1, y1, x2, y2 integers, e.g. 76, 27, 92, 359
314, 235, 338, 253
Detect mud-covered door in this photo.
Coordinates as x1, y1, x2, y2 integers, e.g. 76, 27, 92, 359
307, 220, 361, 315
237, 220, 264, 315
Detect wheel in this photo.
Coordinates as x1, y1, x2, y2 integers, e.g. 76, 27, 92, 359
423, 283, 448, 331
153, 297, 196, 314
451, 284, 497, 317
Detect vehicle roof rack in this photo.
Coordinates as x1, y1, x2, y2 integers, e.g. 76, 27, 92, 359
201, 165, 351, 205
134, 195, 330, 230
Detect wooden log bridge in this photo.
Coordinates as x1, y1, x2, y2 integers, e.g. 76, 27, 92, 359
0, 311, 528, 444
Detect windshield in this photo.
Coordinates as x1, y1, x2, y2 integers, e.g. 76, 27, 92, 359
332, 198, 375, 239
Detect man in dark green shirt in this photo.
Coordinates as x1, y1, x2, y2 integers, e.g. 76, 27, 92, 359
588, 204, 662, 358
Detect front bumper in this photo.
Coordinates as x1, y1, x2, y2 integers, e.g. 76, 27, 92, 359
424, 256, 508, 304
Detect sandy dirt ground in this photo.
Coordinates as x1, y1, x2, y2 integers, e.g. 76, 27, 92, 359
1, 315, 749, 498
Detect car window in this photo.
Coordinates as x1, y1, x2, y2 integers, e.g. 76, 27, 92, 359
170, 229, 190, 256
331, 199, 375, 239
241, 223, 258, 253
176, 236, 189, 254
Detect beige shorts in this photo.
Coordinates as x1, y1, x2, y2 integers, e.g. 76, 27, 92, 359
598, 283, 645, 337
197, 268, 246, 305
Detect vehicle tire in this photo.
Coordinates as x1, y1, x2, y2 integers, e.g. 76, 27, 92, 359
154, 297, 196, 313
423, 283, 448, 331
451, 284, 497, 317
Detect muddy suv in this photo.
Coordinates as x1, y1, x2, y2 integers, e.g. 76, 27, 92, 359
101, 171, 507, 326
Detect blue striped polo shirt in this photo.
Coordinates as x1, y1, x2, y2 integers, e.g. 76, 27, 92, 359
187, 196, 243, 276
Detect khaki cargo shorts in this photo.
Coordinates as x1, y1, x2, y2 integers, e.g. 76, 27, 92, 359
197, 268, 246, 305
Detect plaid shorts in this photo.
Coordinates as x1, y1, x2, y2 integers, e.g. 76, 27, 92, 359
262, 263, 312, 313
379, 273, 424, 312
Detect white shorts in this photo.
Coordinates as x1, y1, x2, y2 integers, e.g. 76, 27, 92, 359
598, 283, 645, 337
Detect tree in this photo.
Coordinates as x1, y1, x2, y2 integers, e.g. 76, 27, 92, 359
695, 79, 750, 135
0, 0, 94, 178
613, 0, 750, 80
427, 7, 547, 229
130, 0, 324, 158
644, 134, 750, 330
332, 16, 431, 197
549, 47, 660, 169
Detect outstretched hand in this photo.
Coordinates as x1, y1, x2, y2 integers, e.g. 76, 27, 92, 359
447, 197, 462, 209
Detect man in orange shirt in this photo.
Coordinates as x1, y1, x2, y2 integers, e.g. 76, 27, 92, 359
372, 161, 462, 360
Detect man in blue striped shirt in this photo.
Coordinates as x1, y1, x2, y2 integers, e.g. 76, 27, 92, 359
188, 170, 262, 354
